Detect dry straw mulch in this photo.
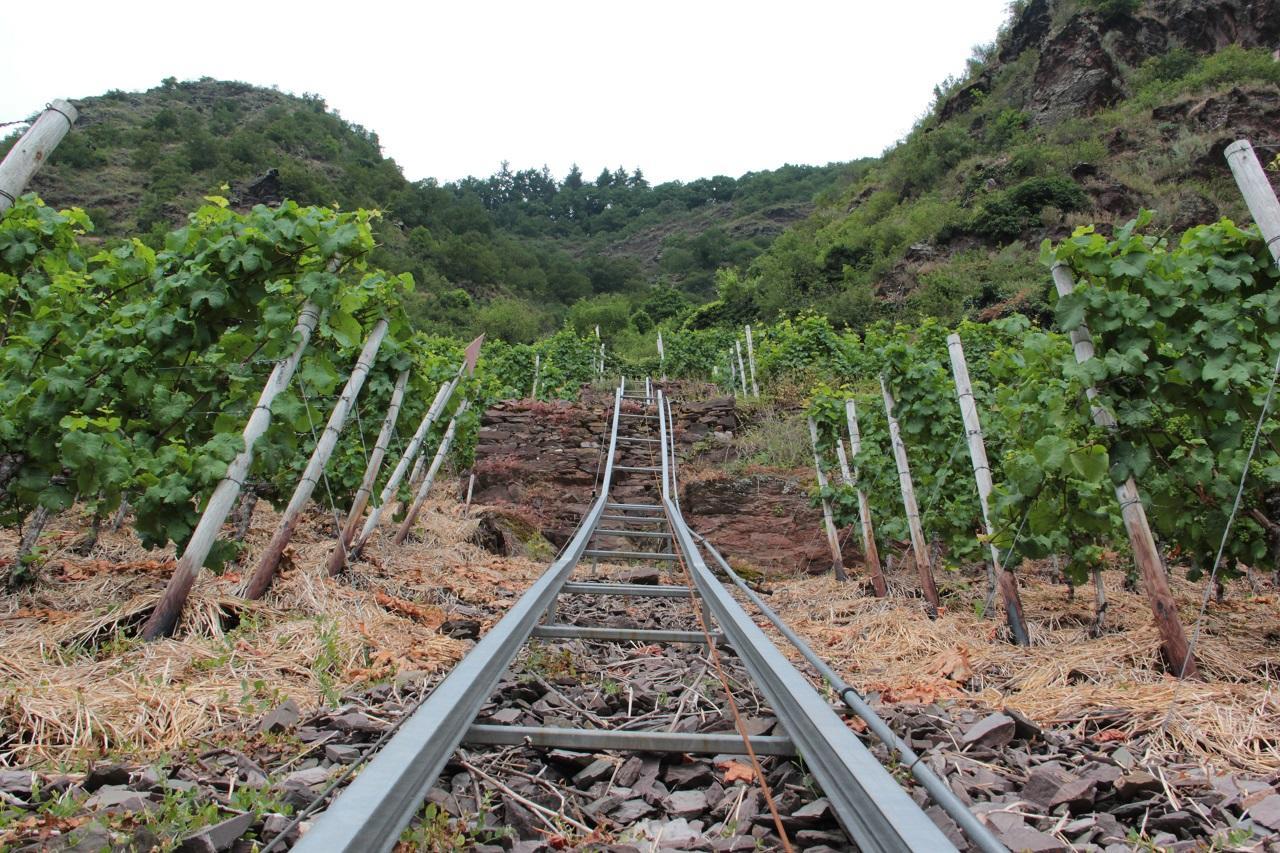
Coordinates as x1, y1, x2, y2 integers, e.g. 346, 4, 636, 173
766, 565, 1280, 775
0, 497, 545, 768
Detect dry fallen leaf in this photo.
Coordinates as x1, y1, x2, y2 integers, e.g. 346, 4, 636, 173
928, 646, 974, 684
717, 759, 757, 784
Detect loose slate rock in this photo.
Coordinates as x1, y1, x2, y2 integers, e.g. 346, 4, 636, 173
177, 812, 255, 853
664, 761, 713, 787
1022, 765, 1097, 811
1249, 794, 1280, 831
0, 770, 33, 794
324, 744, 361, 764
664, 789, 708, 818
611, 798, 656, 823
996, 824, 1070, 852
330, 711, 387, 733
84, 785, 153, 813
257, 699, 301, 734
961, 713, 1017, 749
1113, 771, 1161, 800
83, 763, 131, 791
573, 758, 616, 787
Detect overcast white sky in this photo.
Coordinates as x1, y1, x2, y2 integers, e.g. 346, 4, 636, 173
2, 1, 1012, 185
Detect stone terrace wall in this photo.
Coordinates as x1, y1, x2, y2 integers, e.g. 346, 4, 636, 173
471, 389, 861, 577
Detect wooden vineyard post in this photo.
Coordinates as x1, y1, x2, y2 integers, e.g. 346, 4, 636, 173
657, 332, 666, 381
1225, 140, 1280, 266
0, 100, 78, 213
343, 337, 482, 563
244, 319, 390, 598
531, 353, 541, 399
726, 351, 736, 394
946, 333, 1029, 645
880, 376, 942, 617
1051, 264, 1197, 677
735, 340, 749, 397
394, 401, 470, 545
744, 325, 760, 397
837, 400, 887, 596
807, 418, 849, 582
322, 367, 409, 577
142, 302, 321, 639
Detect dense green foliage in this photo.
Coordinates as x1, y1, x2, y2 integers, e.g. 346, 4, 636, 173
798, 217, 1280, 587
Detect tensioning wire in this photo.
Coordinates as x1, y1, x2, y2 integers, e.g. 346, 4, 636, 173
1163, 346, 1280, 724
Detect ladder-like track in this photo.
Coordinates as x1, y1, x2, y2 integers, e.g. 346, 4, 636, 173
294, 380, 1003, 852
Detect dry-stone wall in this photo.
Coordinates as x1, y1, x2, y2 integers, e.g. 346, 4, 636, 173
471, 386, 859, 577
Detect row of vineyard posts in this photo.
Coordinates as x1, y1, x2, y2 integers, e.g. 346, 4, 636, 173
791, 140, 1280, 680
0, 101, 491, 637
4, 101, 1279, 676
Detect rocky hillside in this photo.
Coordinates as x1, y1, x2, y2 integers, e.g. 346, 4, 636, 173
4, 78, 845, 342
697, 0, 1280, 329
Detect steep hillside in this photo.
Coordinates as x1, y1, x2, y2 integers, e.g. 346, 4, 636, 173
4, 78, 846, 342
699, 0, 1280, 330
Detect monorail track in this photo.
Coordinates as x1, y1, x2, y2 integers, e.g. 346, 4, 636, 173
293, 381, 1004, 852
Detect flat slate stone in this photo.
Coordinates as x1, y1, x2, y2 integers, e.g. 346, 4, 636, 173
961, 713, 1017, 749
1249, 793, 1280, 831
663, 789, 708, 818
573, 758, 616, 787
257, 699, 301, 734
177, 812, 254, 853
996, 825, 1070, 852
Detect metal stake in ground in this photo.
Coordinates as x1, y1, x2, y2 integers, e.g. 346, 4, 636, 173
142, 301, 322, 639
393, 400, 470, 545
0, 100, 78, 213
244, 319, 391, 598
835, 402, 886, 596
325, 369, 410, 576
946, 333, 1029, 645
1051, 263, 1197, 678
880, 376, 942, 617
808, 417, 849, 582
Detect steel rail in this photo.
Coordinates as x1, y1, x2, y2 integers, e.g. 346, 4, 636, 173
655, 391, 958, 853
690, 527, 1008, 853
294, 388, 625, 853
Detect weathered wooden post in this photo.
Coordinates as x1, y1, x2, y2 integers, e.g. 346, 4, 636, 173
808, 418, 849, 582
531, 352, 541, 399
744, 325, 760, 397
143, 302, 321, 639
343, 337, 482, 561
393, 401, 470, 545
734, 340, 749, 397
836, 400, 887, 596
1225, 140, 1280, 266
1051, 264, 1196, 676
880, 376, 942, 617
947, 333, 1029, 645
657, 332, 666, 381
0, 100, 78, 213
244, 320, 390, 598
324, 369, 410, 576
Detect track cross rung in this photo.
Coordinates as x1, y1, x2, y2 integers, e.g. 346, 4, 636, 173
531, 625, 718, 643
583, 549, 677, 561
560, 582, 692, 597
463, 725, 795, 756
591, 528, 673, 539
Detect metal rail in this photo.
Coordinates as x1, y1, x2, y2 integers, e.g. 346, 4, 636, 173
296, 379, 988, 852
295, 388, 624, 852
654, 392, 958, 852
